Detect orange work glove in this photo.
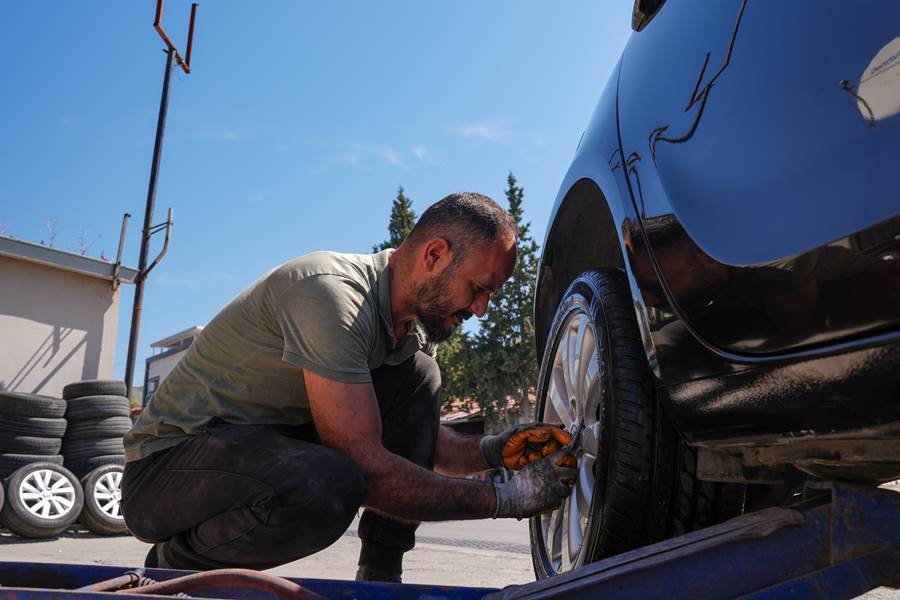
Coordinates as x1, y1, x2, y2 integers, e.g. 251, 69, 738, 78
503, 427, 577, 470
480, 423, 576, 471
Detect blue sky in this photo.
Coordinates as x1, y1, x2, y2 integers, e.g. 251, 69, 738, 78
0, 1, 632, 386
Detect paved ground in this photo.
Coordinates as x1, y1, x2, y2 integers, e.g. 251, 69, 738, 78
0, 516, 536, 589
1, 512, 896, 596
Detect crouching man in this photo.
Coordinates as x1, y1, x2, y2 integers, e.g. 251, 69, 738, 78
122, 192, 575, 581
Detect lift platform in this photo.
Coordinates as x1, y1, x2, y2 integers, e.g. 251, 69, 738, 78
1, 483, 898, 599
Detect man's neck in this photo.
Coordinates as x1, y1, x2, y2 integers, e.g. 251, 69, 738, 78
388, 252, 414, 340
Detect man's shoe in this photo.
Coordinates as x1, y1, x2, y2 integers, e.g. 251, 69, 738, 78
144, 543, 173, 569
144, 544, 160, 568
355, 566, 402, 583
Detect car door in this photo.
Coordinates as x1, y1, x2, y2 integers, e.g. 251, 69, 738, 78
617, 0, 900, 357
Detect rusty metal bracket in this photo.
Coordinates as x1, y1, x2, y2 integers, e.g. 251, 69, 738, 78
154, 0, 198, 74
141, 208, 173, 281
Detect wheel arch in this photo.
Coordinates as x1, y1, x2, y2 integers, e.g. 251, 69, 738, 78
534, 178, 626, 361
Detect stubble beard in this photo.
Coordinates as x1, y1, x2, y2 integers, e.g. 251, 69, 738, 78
413, 261, 461, 344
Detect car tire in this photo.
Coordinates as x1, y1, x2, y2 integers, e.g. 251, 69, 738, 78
79, 465, 127, 536
65, 455, 126, 479
0, 415, 67, 438
64, 396, 131, 420
1, 462, 84, 538
529, 270, 745, 578
0, 392, 67, 418
0, 435, 62, 455
61, 438, 125, 462
63, 380, 127, 401
669, 445, 745, 536
64, 417, 133, 441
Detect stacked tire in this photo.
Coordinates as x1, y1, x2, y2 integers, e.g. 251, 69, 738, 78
62, 380, 131, 535
0, 391, 83, 538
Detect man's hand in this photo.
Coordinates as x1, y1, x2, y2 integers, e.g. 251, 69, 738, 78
492, 448, 577, 519
480, 423, 574, 470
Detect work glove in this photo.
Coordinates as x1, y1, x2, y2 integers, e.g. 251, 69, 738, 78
480, 423, 576, 470
492, 448, 577, 519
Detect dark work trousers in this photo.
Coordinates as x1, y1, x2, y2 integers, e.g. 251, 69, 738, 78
121, 351, 441, 572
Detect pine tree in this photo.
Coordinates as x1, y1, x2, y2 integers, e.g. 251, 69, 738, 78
473, 172, 540, 430
374, 186, 417, 252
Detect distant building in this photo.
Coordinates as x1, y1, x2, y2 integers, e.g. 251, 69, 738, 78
0, 235, 137, 397
143, 326, 203, 405
441, 400, 484, 435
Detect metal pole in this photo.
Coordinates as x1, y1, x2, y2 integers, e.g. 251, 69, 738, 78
124, 47, 175, 401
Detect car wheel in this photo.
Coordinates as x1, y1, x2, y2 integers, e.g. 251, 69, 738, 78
1, 462, 84, 538
529, 269, 745, 578
79, 465, 127, 535
530, 269, 653, 576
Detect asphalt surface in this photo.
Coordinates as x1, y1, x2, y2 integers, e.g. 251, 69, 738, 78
0, 516, 536, 589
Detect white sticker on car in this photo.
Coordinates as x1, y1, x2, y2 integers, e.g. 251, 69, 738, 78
857, 37, 900, 122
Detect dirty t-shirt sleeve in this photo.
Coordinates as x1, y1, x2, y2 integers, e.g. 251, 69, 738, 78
273, 274, 375, 384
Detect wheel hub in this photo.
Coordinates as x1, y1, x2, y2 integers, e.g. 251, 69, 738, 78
94, 471, 124, 519
538, 308, 603, 575
19, 469, 76, 519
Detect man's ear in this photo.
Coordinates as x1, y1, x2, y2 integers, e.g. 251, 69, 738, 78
422, 238, 452, 272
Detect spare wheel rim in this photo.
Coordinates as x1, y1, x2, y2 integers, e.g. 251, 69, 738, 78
19, 469, 77, 520
539, 307, 602, 574
93, 470, 123, 520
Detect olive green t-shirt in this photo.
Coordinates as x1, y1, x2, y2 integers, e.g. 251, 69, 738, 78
124, 249, 432, 462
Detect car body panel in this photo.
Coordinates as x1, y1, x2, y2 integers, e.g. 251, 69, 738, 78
536, 0, 900, 445
616, 0, 900, 357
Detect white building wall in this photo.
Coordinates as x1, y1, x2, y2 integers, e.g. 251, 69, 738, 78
0, 255, 120, 397
146, 349, 189, 393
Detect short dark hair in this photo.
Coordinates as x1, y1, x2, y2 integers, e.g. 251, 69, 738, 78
405, 192, 517, 260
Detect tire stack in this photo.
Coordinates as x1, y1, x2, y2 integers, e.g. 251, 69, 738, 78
0, 391, 84, 538
61, 380, 131, 478
0, 391, 68, 477
62, 380, 131, 535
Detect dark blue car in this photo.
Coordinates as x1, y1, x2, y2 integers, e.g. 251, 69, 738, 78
529, 0, 900, 577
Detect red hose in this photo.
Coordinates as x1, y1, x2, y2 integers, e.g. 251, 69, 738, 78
123, 568, 327, 599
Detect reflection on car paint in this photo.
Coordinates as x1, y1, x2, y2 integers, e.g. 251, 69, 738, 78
649, 0, 747, 163
629, 212, 900, 356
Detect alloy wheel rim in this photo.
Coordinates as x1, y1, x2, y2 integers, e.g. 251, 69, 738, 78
539, 308, 602, 574
92, 470, 124, 520
19, 469, 76, 520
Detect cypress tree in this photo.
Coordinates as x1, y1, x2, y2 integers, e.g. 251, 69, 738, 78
374, 186, 417, 252
473, 172, 540, 430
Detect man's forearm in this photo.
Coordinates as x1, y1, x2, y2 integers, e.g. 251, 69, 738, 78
362, 449, 496, 521
434, 425, 488, 476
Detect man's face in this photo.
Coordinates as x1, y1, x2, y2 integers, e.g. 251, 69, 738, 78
413, 236, 516, 343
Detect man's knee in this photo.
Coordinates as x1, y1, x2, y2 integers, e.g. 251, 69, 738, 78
122, 459, 168, 543
269, 449, 367, 558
